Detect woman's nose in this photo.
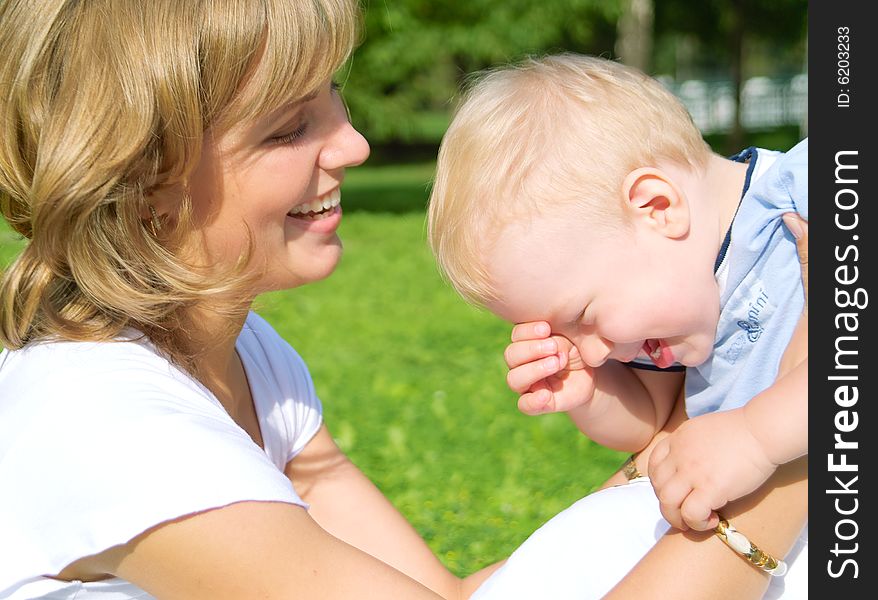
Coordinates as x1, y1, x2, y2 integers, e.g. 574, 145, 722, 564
320, 121, 371, 171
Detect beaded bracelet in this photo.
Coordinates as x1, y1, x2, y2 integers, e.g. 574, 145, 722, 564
622, 454, 644, 480
714, 517, 788, 576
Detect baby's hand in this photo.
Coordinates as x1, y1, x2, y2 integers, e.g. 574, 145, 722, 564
647, 408, 778, 531
504, 321, 595, 415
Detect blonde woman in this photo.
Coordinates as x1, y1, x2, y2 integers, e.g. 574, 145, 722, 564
0, 1, 496, 598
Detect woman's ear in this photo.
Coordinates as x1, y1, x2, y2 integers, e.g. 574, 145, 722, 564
140, 182, 187, 223
621, 167, 690, 239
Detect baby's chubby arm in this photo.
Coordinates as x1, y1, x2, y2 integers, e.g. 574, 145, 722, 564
504, 322, 683, 452
647, 358, 807, 531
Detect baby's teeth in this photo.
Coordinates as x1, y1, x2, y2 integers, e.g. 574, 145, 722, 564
651, 345, 662, 359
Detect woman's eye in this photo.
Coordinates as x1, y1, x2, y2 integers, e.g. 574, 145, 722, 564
270, 123, 308, 145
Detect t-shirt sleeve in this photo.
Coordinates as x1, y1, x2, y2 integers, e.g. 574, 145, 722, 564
278, 343, 324, 462
0, 353, 305, 587
241, 312, 324, 464
281, 347, 324, 462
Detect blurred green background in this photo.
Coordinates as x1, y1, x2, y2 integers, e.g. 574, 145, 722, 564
1, 0, 808, 578
343, 0, 808, 156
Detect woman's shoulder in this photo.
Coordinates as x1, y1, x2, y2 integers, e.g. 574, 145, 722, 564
237, 312, 323, 463
0, 331, 299, 509
0, 335, 304, 596
1, 334, 212, 408
0, 335, 229, 450
238, 311, 312, 386
240, 311, 301, 354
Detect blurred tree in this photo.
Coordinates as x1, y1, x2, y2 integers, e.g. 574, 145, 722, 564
341, 0, 807, 151
654, 0, 807, 151
615, 0, 654, 72
342, 0, 622, 144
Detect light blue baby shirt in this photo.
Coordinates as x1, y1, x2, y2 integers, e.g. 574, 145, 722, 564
685, 138, 808, 417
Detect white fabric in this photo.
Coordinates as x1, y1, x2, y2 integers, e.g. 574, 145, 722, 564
0, 312, 322, 599
472, 478, 808, 599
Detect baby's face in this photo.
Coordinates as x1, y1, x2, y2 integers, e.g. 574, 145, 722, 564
486, 211, 721, 369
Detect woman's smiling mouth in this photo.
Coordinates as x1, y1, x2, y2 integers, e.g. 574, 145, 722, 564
287, 188, 341, 221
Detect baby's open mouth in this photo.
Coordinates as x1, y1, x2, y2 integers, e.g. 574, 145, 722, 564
642, 339, 673, 368
287, 188, 341, 221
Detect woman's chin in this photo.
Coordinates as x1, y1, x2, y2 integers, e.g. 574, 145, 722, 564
285, 247, 343, 289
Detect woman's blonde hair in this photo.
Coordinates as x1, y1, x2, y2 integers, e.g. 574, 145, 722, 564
0, 0, 359, 369
428, 53, 712, 306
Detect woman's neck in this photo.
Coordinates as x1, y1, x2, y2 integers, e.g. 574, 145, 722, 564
185, 300, 252, 398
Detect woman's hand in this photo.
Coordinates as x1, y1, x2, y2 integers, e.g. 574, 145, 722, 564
503, 321, 595, 415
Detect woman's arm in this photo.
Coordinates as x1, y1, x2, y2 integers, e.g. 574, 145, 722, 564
66, 500, 447, 599
59, 416, 496, 600
606, 454, 807, 599
287, 424, 501, 599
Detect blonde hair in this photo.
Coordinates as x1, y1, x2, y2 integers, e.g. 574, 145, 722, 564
0, 0, 359, 369
428, 53, 712, 306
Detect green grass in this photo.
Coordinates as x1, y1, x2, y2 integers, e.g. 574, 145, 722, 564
339, 161, 438, 213
0, 165, 625, 577
262, 166, 626, 574
0, 221, 25, 269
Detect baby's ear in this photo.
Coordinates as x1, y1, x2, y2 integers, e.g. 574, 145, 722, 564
621, 167, 690, 239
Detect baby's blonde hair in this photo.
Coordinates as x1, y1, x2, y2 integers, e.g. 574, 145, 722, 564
428, 53, 712, 306
0, 0, 359, 369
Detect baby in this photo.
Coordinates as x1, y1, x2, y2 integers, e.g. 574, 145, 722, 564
428, 53, 807, 533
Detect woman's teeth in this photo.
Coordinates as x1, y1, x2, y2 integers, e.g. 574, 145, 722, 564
288, 188, 341, 219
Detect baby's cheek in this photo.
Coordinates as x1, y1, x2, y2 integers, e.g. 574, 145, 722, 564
687, 336, 715, 366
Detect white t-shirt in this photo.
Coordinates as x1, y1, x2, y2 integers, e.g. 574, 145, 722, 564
0, 312, 322, 599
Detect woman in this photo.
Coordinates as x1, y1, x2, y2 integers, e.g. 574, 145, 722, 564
0, 1, 491, 598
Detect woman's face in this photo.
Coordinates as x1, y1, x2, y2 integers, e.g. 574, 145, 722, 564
187, 80, 370, 295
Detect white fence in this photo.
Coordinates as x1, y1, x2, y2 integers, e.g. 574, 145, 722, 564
659, 74, 808, 134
